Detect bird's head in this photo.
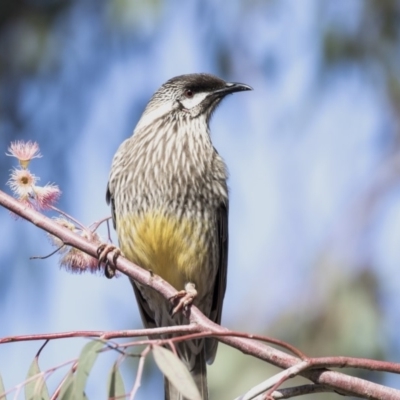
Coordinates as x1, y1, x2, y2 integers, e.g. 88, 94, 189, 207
136, 73, 252, 131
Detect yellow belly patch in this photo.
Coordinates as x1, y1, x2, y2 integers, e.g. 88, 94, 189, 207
117, 211, 209, 290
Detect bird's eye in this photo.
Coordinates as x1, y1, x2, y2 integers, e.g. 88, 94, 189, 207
185, 89, 194, 98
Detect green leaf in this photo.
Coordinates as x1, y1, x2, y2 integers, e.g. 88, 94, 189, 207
0, 373, 7, 400
152, 346, 201, 400
58, 370, 74, 400
25, 358, 50, 400
72, 340, 104, 399
107, 362, 125, 399
59, 369, 89, 400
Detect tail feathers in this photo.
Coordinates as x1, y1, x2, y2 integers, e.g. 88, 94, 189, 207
164, 352, 208, 400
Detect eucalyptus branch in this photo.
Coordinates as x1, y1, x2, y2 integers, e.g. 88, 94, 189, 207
2, 327, 399, 376
236, 361, 310, 400
257, 384, 333, 399
130, 346, 151, 400
0, 325, 198, 344
1, 189, 400, 399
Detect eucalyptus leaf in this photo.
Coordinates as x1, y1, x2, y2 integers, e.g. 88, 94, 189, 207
153, 346, 201, 400
25, 358, 50, 400
107, 362, 125, 399
73, 340, 104, 399
0, 374, 7, 400
58, 370, 74, 400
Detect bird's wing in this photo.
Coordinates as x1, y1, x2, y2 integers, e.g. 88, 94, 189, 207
131, 281, 158, 329
106, 138, 130, 230
106, 182, 158, 329
206, 201, 228, 363
106, 183, 116, 229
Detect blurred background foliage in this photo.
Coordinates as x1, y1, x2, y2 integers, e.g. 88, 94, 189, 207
1, 0, 400, 399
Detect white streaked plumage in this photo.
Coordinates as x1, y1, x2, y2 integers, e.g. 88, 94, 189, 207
106, 73, 251, 400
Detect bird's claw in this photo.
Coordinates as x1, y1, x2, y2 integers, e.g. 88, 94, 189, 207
170, 283, 197, 317
97, 244, 121, 279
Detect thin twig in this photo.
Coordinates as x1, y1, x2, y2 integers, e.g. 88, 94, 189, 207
2, 358, 76, 400
30, 244, 65, 260
0, 325, 198, 344
255, 384, 333, 399
89, 216, 112, 233
50, 205, 87, 231
235, 360, 310, 400
130, 346, 151, 400
51, 361, 78, 400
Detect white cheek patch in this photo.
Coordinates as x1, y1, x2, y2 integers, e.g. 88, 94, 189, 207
180, 92, 209, 110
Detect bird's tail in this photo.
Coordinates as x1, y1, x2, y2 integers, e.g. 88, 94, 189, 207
164, 350, 208, 400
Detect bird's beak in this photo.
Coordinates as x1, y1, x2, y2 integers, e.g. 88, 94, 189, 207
212, 82, 253, 97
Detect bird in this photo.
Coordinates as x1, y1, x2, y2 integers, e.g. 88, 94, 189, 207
105, 73, 252, 399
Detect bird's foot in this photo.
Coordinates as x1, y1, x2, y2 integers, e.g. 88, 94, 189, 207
170, 283, 197, 317
97, 243, 121, 279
